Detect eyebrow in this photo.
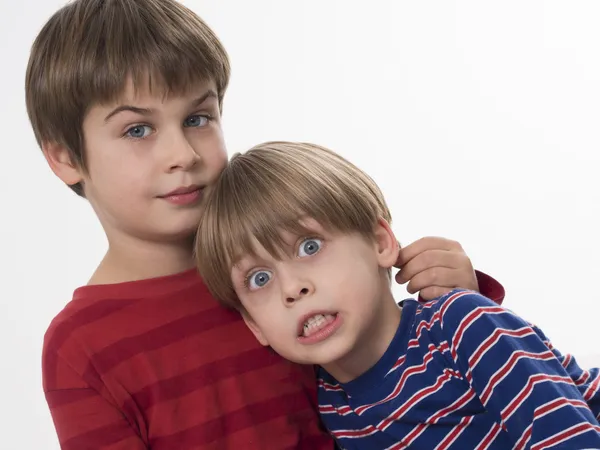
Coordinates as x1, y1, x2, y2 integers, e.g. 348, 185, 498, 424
103, 89, 218, 123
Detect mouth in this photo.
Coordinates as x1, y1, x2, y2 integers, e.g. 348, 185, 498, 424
158, 185, 204, 205
161, 184, 204, 197
298, 312, 338, 338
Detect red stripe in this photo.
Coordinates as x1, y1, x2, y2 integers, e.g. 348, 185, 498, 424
428, 389, 477, 424
45, 388, 97, 408
381, 369, 460, 429
450, 306, 505, 362
515, 397, 591, 449
436, 415, 473, 450
125, 347, 282, 411
414, 311, 441, 340
61, 421, 144, 450
584, 372, 600, 401
531, 422, 600, 450
400, 423, 429, 447
44, 299, 139, 387
575, 370, 590, 386
318, 380, 343, 391
332, 424, 377, 439
501, 373, 573, 421
469, 327, 534, 369
83, 307, 240, 378
480, 350, 555, 405
474, 423, 502, 450
149, 391, 323, 447
356, 342, 450, 416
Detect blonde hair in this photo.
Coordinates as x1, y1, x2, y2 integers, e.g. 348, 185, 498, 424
196, 141, 392, 308
25, 0, 230, 196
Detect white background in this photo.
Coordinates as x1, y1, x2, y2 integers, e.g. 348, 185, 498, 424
1, 1, 599, 448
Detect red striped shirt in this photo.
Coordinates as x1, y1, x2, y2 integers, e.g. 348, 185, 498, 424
43, 269, 333, 449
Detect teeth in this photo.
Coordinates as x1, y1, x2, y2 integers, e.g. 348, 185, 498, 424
305, 314, 325, 327
302, 314, 335, 337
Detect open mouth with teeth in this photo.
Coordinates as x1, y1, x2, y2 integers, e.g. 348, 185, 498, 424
299, 313, 338, 338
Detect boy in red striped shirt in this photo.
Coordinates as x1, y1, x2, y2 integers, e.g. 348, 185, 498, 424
27, 0, 503, 448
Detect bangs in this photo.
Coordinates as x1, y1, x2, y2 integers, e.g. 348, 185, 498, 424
224, 201, 322, 269
77, 0, 230, 106
26, 0, 230, 150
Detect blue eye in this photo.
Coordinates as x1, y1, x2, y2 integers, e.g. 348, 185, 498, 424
125, 125, 152, 139
247, 270, 272, 290
184, 115, 209, 128
298, 238, 322, 257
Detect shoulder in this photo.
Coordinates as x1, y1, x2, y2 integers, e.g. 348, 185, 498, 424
429, 289, 500, 322
412, 290, 505, 344
42, 281, 157, 388
428, 290, 527, 357
43, 273, 209, 356
42, 290, 127, 385
405, 290, 497, 331
43, 287, 135, 355
42, 294, 100, 391
43, 295, 99, 356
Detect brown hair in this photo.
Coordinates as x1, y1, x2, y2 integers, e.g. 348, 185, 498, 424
25, 0, 230, 196
196, 141, 392, 308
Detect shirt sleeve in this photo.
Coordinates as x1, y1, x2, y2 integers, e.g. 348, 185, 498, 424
44, 351, 147, 450
532, 324, 600, 422
439, 290, 600, 449
473, 270, 505, 305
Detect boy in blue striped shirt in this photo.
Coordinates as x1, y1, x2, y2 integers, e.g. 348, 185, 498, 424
197, 141, 600, 449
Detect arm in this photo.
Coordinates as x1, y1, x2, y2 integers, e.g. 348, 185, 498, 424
532, 325, 600, 421
414, 270, 504, 304
440, 291, 600, 449
44, 351, 147, 450
395, 236, 505, 303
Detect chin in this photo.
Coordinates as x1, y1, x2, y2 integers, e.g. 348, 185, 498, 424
149, 222, 198, 243
166, 215, 204, 238
291, 344, 352, 368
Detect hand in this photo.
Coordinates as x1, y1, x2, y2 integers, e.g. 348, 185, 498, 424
394, 237, 479, 301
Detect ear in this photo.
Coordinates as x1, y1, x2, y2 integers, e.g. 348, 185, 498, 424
41, 141, 84, 187
373, 218, 400, 269
241, 311, 270, 346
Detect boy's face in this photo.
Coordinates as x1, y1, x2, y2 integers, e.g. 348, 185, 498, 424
74, 77, 227, 243
231, 219, 399, 371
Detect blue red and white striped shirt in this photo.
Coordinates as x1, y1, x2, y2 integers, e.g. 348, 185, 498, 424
318, 290, 600, 449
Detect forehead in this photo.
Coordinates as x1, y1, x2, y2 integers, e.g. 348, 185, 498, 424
85, 75, 218, 121
116, 75, 217, 104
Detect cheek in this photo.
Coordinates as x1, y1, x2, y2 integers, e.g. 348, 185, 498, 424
86, 141, 149, 184
204, 143, 227, 174
85, 159, 152, 212
325, 253, 380, 297
243, 296, 286, 335
101, 164, 149, 196
192, 129, 227, 163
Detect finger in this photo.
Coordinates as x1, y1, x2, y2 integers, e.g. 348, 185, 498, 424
419, 286, 453, 301
395, 237, 463, 268
405, 267, 476, 295
396, 250, 468, 284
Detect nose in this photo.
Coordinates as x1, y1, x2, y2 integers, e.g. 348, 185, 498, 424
281, 272, 314, 306
164, 129, 200, 172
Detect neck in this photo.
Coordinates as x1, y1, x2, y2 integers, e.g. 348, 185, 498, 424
89, 232, 196, 285
322, 289, 402, 383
